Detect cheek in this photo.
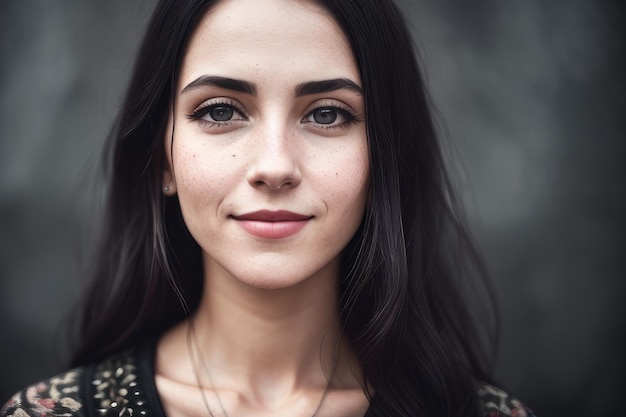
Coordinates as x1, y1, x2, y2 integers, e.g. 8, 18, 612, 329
173, 145, 239, 207
346, 161, 370, 213
322, 144, 370, 212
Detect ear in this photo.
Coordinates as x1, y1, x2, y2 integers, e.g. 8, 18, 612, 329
162, 160, 177, 196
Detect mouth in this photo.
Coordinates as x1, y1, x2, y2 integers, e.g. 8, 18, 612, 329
231, 210, 313, 239
233, 210, 312, 222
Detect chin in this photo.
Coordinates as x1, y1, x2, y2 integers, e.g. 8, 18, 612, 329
235, 272, 311, 291
203, 252, 341, 293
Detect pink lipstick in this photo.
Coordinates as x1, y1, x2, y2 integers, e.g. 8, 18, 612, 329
232, 210, 312, 239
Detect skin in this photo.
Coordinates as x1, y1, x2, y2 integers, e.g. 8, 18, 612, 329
157, 0, 370, 416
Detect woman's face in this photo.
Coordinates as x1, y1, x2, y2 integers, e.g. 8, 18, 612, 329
164, 0, 369, 289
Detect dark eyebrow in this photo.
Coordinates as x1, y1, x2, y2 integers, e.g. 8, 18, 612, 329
295, 78, 363, 97
180, 75, 257, 95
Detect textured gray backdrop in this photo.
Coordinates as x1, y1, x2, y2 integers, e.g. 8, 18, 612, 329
1, 1, 624, 416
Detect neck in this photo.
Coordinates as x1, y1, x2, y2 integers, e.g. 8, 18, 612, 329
188, 258, 352, 404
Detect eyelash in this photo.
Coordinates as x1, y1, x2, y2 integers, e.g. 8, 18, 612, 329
301, 105, 359, 130
185, 99, 360, 130
186, 99, 248, 127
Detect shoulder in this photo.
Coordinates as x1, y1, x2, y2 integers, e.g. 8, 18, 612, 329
1, 368, 85, 417
477, 383, 537, 417
2, 344, 154, 417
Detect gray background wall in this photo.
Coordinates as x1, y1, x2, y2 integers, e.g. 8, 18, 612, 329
1, 1, 623, 416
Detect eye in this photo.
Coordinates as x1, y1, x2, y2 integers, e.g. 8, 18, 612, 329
186, 100, 248, 126
302, 106, 357, 129
207, 105, 235, 121
312, 108, 338, 124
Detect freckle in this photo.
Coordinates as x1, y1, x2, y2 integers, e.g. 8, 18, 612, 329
232, 154, 236, 157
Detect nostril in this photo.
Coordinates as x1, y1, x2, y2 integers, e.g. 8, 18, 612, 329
253, 179, 292, 191
269, 182, 286, 191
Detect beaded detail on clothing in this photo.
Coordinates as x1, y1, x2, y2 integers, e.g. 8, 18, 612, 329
91, 354, 148, 416
1, 345, 536, 417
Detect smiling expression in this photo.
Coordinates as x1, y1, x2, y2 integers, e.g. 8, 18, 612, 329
164, 0, 370, 289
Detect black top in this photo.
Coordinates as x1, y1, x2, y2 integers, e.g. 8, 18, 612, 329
1, 341, 535, 417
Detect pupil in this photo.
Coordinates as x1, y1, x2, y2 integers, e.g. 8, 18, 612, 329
314, 108, 337, 124
210, 106, 233, 121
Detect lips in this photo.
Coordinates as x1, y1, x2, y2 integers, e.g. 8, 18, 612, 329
232, 210, 312, 239
234, 210, 311, 222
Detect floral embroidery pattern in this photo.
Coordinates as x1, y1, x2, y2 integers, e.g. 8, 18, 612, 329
1, 349, 149, 417
479, 384, 536, 417
1, 370, 83, 417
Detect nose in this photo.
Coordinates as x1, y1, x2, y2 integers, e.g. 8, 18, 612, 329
246, 122, 301, 191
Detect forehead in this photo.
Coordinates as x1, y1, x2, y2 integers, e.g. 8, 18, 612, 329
179, 0, 360, 88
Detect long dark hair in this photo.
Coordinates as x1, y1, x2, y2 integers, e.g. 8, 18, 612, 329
72, 1, 497, 416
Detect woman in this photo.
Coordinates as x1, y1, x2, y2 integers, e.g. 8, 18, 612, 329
2, 0, 535, 416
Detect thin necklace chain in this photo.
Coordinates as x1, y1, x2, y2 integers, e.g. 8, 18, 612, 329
187, 321, 226, 417
186, 320, 336, 417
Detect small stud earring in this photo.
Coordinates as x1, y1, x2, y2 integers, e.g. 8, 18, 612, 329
163, 186, 170, 193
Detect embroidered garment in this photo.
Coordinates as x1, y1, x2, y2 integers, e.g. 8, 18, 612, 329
2, 343, 535, 417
